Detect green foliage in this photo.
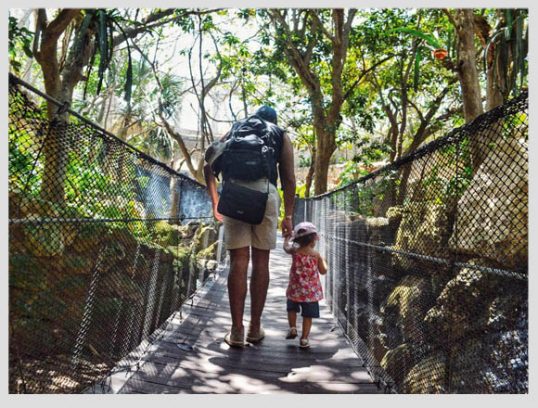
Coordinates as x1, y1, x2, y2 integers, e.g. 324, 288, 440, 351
389, 27, 442, 49
74, 9, 135, 104
8, 16, 33, 74
11, 7, 528, 201
337, 161, 371, 188
157, 73, 184, 118
336, 134, 392, 188
151, 220, 181, 247
294, 182, 309, 199
129, 126, 174, 162
9, 128, 42, 195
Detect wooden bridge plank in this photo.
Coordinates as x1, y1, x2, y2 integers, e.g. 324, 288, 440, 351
99, 237, 382, 394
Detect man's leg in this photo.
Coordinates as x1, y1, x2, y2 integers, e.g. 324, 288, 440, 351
228, 247, 250, 332
249, 247, 270, 332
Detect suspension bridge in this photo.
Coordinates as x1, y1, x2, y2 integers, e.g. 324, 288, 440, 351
8, 74, 528, 394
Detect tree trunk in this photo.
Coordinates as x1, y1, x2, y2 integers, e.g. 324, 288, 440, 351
486, 11, 509, 110
35, 10, 91, 205
455, 9, 485, 172
456, 10, 484, 122
160, 113, 205, 184
267, 9, 354, 195
304, 148, 316, 198
40, 105, 70, 205
313, 125, 336, 195
486, 43, 506, 110
169, 176, 181, 224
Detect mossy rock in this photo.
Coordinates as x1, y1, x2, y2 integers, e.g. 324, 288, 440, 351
487, 293, 525, 332
107, 226, 139, 252
381, 275, 432, 346
196, 240, 218, 260
386, 205, 404, 224
423, 260, 502, 345
23, 216, 64, 256
8, 190, 24, 218
190, 224, 218, 253
99, 270, 144, 303
392, 202, 450, 273
448, 137, 527, 270
381, 343, 416, 387
150, 221, 184, 247
402, 351, 447, 393
9, 254, 48, 292
70, 223, 110, 253
432, 331, 527, 393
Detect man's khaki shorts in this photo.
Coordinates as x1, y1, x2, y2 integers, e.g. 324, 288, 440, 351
222, 178, 280, 251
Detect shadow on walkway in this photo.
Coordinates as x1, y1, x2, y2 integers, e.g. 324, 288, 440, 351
97, 238, 382, 394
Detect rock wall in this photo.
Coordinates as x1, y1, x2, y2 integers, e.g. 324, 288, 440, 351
449, 138, 528, 270
9, 207, 218, 393
325, 131, 528, 393
392, 202, 451, 273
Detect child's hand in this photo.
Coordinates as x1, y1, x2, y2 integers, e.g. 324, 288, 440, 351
283, 235, 295, 254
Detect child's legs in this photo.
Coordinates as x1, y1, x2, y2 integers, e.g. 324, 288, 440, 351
288, 311, 297, 328
300, 302, 320, 339
286, 299, 300, 328
301, 317, 312, 339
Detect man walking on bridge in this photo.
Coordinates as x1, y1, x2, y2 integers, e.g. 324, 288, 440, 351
204, 106, 296, 347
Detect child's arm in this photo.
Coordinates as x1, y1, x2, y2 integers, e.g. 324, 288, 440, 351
283, 235, 296, 254
317, 252, 328, 275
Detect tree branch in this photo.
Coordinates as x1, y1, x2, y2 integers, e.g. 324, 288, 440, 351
32, 9, 47, 60
343, 54, 394, 101
443, 8, 458, 28
310, 11, 334, 42
45, 9, 80, 40
408, 99, 426, 123
303, 11, 319, 66
268, 9, 320, 93
159, 112, 199, 179
111, 8, 222, 48
404, 84, 456, 155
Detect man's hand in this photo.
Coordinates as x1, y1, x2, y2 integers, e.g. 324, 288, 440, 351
204, 163, 223, 223
281, 216, 293, 237
213, 205, 223, 223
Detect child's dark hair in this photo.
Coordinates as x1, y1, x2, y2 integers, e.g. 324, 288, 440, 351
293, 232, 317, 247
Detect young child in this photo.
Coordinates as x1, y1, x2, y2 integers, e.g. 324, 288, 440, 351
283, 221, 327, 348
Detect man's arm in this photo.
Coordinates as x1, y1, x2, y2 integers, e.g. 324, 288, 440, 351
203, 133, 229, 222
279, 133, 296, 237
204, 163, 223, 222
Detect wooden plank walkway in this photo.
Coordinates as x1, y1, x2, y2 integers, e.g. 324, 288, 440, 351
95, 237, 382, 394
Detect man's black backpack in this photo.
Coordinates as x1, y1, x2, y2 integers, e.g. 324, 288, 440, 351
212, 115, 280, 182
212, 115, 282, 224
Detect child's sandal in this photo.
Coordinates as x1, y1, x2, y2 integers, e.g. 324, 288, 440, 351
286, 327, 298, 339
299, 338, 310, 348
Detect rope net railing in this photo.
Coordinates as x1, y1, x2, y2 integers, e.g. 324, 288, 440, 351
8, 75, 220, 393
294, 92, 528, 393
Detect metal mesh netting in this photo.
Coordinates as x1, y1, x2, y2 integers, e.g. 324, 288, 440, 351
295, 92, 528, 393
9, 75, 219, 393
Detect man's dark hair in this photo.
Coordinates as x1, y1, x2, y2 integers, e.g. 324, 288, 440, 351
256, 105, 278, 125
293, 232, 317, 247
